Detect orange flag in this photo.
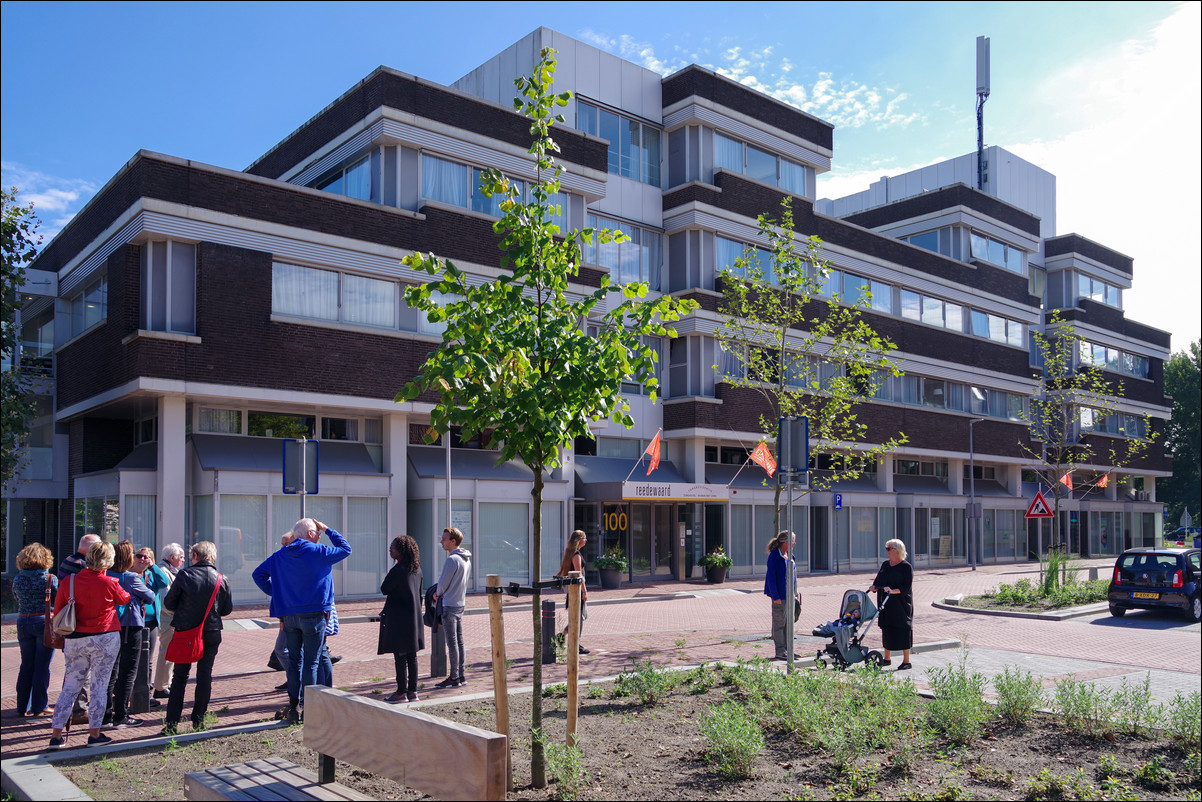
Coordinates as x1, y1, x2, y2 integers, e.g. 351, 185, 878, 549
750, 442, 777, 476
1098, 473, 1109, 488
1059, 471, 1073, 490
645, 430, 662, 476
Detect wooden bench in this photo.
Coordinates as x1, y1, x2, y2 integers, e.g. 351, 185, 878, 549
184, 687, 507, 801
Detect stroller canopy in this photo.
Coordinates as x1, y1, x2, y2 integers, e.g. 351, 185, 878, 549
839, 589, 878, 624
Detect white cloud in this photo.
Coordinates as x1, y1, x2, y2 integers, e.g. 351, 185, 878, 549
1009, 2, 1201, 350
0, 161, 97, 242
586, 34, 922, 131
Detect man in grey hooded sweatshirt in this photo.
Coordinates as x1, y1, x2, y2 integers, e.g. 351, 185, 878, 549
433, 527, 471, 688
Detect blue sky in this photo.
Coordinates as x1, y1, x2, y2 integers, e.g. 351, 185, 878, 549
3, 1, 1198, 349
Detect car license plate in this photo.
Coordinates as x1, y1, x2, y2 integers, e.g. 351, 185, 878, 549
1132, 592, 1159, 600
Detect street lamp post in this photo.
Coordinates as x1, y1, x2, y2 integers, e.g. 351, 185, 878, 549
968, 417, 984, 570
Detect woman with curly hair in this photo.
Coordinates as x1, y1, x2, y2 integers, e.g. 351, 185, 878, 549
378, 535, 424, 703
12, 542, 57, 717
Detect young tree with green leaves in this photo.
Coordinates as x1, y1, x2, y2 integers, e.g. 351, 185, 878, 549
1023, 309, 1157, 549
714, 196, 907, 533
1159, 340, 1200, 528
2, 187, 41, 488
397, 49, 696, 786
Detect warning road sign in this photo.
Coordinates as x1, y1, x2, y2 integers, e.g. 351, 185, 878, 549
1025, 490, 1054, 519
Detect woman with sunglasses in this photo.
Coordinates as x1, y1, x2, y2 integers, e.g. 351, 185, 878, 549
868, 539, 913, 670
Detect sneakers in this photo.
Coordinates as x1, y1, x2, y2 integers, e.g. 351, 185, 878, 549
112, 716, 143, 728
330, 655, 343, 664
88, 733, 113, 746
406, 692, 419, 703
434, 677, 458, 689
385, 692, 407, 703
47, 736, 65, 750
578, 645, 590, 655
153, 689, 171, 699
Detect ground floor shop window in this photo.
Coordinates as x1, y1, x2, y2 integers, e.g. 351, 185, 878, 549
479, 502, 529, 585
74, 496, 119, 543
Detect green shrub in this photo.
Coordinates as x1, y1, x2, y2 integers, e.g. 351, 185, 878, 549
1096, 754, 1122, 781
613, 660, 675, 705
1167, 690, 1202, 750
989, 578, 1040, 605
1052, 678, 1114, 738
1133, 755, 1173, 790
1111, 673, 1163, 736
700, 702, 765, 779
994, 665, 1045, 725
541, 734, 588, 801
925, 653, 990, 745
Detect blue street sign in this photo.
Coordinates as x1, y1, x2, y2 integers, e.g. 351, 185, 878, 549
834, 493, 843, 511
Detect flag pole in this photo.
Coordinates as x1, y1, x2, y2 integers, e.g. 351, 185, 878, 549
624, 429, 663, 482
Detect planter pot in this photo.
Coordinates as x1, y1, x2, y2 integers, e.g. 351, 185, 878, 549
705, 566, 728, 584
599, 567, 624, 590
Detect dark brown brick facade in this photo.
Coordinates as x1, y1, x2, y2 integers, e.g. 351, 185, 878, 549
246, 69, 607, 180
661, 67, 833, 151
1046, 234, 1133, 276
842, 184, 1041, 237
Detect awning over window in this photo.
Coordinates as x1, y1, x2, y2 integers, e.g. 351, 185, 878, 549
191, 433, 379, 474
892, 475, 955, 495
115, 444, 158, 471
407, 445, 537, 481
574, 455, 690, 501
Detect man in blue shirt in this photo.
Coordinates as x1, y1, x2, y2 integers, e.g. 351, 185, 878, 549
253, 518, 350, 722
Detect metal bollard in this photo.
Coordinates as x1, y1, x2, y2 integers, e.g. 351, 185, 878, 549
430, 619, 447, 678
542, 599, 556, 664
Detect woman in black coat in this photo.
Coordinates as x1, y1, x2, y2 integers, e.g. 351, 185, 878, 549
378, 535, 424, 703
868, 538, 913, 670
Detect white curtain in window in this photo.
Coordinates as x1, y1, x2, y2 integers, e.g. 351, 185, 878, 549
422, 155, 466, 207
123, 495, 157, 548
343, 274, 395, 328
346, 498, 388, 595
479, 502, 529, 585
715, 133, 743, 173
780, 159, 806, 195
219, 495, 267, 603
540, 501, 564, 580
272, 264, 338, 320
344, 157, 371, 200
199, 408, 242, 434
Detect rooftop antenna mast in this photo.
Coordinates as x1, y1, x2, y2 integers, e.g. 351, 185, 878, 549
976, 36, 990, 191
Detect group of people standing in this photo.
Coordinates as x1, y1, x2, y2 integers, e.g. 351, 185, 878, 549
764, 530, 914, 668
8, 534, 232, 750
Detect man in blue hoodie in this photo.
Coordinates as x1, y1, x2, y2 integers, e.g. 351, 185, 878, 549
253, 518, 350, 722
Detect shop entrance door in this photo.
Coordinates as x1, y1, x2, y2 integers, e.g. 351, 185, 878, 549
653, 505, 674, 577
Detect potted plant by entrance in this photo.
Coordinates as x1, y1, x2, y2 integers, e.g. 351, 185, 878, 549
699, 546, 733, 584
593, 546, 629, 590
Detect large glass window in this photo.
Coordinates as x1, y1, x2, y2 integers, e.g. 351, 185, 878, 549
218, 494, 267, 601
142, 240, 197, 334
714, 132, 806, 196
69, 275, 107, 338
272, 264, 339, 321
421, 155, 468, 207
248, 412, 314, 439
1077, 275, 1121, 309
577, 102, 660, 186
315, 155, 374, 201
716, 236, 771, 284
969, 231, 1025, 274
584, 215, 661, 288
342, 274, 395, 328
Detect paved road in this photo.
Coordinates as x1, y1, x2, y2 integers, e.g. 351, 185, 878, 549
2, 558, 1198, 763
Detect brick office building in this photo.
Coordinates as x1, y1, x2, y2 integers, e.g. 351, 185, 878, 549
5, 28, 1171, 599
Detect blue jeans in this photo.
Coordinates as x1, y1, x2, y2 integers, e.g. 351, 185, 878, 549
281, 612, 326, 706
16, 616, 55, 715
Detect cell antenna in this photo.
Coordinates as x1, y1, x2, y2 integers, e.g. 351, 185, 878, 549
976, 36, 990, 191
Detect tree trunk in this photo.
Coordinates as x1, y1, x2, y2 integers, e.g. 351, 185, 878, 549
530, 470, 545, 788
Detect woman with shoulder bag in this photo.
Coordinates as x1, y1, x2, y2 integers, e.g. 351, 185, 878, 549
162, 541, 232, 735
11, 543, 58, 717
104, 540, 155, 728
47, 541, 130, 750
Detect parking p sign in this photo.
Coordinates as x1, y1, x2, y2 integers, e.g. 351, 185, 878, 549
834, 493, 843, 511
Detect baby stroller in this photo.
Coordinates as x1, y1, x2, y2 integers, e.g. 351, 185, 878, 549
812, 589, 886, 670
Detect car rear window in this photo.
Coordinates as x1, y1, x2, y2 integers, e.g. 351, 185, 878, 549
1119, 554, 1181, 571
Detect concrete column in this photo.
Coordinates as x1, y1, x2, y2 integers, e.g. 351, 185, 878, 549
157, 396, 187, 551
950, 458, 966, 495
383, 413, 408, 538
878, 454, 894, 492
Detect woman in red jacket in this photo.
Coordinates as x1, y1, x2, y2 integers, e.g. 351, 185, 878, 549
47, 541, 130, 750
